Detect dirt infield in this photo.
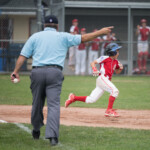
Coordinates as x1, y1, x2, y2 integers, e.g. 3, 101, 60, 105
0, 105, 150, 130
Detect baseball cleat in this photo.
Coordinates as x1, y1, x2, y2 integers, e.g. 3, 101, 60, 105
65, 93, 75, 108
32, 130, 40, 139
49, 137, 58, 146
105, 109, 119, 117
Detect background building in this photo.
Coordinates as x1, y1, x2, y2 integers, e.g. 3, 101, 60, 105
0, 0, 150, 75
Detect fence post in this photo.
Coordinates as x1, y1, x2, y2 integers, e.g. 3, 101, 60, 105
127, 6, 133, 75
49, 0, 65, 32
37, 0, 42, 31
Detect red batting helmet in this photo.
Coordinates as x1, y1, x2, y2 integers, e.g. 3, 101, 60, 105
72, 19, 78, 23
81, 28, 86, 32
141, 19, 147, 23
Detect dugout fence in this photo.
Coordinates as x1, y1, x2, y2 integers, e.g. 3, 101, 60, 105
0, 0, 150, 75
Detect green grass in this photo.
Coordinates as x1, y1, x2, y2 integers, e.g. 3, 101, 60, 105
1, 75, 150, 149
0, 123, 150, 150
0, 75, 150, 109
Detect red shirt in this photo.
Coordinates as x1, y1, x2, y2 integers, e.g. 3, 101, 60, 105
96, 56, 120, 80
78, 43, 86, 50
91, 38, 101, 51
70, 26, 79, 34
139, 27, 150, 41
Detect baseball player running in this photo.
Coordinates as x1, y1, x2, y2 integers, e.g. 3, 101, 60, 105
65, 43, 123, 117
136, 19, 150, 73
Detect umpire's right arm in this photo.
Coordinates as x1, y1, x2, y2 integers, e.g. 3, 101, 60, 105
81, 26, 114, 42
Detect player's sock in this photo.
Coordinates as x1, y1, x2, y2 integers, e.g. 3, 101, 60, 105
74, 96, 87, 102
138, 53, 143, 71
138, 59, 142, 71
143, 58, 147, 70
107, 96, 116, 110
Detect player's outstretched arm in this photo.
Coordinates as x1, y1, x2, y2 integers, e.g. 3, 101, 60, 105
91, 60, 99, 76
115, 62, 123, 74
81, 26, 114, 43
91, 60, 98, 68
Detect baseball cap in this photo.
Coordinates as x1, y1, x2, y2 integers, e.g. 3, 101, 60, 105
141, 19, 147, 23
72, 19, 78, 23
45, 15, 58, 24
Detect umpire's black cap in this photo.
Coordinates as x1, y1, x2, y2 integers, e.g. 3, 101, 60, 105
44, 15, 58, 24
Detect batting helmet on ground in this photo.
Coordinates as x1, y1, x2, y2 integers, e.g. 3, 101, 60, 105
105, 43, 122, 56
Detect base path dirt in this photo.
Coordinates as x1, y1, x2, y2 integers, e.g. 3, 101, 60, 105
0, 105, 150, 130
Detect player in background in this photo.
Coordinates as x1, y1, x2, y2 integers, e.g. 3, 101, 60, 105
70, 19, 79, 33
88, 29, 103, 75
75, 28, 87, 75
68, 27, 78, 71
68, 19, 79, 70
101, 33, 116, 56
65, 43, 123, 117
136, 19, 150, 73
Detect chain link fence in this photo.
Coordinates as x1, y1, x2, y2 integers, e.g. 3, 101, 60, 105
0, 0, 49, 72
0, 0, 150, 75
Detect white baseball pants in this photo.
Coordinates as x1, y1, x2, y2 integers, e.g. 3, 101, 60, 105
68, 46, 76, 66
88, 50, 98, 74
86, 75, 119, 103
138, 41, 149, 53
75, 50, 86, 75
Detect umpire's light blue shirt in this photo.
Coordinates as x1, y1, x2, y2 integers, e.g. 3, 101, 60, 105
20, 27, 81, 68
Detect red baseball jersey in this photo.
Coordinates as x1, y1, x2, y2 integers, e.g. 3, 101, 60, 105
96, 56, 120, 80
139, 27, 150, 41
91, 37, 101, 51
78, 43, 86, 50
70, 25, 79, 34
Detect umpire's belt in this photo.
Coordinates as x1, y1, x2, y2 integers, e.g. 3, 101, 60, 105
32, 65, 63, 71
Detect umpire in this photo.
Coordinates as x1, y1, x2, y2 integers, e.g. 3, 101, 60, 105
11, 15, 113, 146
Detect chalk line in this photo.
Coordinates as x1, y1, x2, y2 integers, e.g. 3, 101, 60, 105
14, 123, 32, 134
0, 120, 8, 123
0, 119, 75, 150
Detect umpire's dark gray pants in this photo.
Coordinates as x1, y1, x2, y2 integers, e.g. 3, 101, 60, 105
30, 67, 64, 139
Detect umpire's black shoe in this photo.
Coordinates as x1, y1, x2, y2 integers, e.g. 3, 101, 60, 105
32, 130, 40, 139
49, 137, 58, 146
